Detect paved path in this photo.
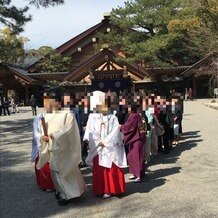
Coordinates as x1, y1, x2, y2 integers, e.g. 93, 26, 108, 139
0, 100, 218, 218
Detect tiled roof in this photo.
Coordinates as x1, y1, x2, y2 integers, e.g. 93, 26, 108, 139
146, 66, 189, 75
15, 56, 41, 70
28, 72, 69, 77
7, 66, 36, 84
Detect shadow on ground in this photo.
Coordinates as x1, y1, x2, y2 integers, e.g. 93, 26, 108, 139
0, 122, 203, 217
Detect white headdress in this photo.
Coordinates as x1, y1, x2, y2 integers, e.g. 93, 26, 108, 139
90, 91, 106, 111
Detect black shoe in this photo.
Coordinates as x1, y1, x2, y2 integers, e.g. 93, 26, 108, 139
79, 161, 87, 168
58, 197, 68, 206
55, 192, 61, 200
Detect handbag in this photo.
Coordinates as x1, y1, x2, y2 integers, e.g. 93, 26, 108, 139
138, 115, 147, 134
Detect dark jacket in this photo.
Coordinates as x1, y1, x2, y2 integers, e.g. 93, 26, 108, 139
29, 98, 37, 107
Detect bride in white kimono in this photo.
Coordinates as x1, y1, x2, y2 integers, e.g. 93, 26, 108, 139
83, 91, 127, 198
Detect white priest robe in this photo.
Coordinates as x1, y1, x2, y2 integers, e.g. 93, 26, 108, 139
83, 113, 127, 168
35, 112, 86, 200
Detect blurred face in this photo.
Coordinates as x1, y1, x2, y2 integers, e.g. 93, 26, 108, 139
95, 102, 108, 114
43, 97, 61, 113
44, 98, 53, 113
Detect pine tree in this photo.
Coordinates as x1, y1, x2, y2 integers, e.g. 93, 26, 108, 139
0, 0, 65, 33
36, 46, 71, 72
0, 0, 31, 34
29, 0, 64, 8
100, 0, 217, 67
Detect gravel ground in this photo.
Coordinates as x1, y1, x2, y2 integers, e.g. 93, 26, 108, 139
0, 99, 218, 218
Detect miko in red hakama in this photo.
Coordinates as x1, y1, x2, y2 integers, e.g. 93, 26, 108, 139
83, 112, 127, 197
92, 155, 125, 196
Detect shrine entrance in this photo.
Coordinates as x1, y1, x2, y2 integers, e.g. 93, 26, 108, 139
62, 49, 149, 93
90, 69, 132, 92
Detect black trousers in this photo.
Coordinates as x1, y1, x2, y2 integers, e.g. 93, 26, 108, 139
158, 136, 163, 152
31, 106, 37, 115
3, 107, 10, 115
162, 132, 170, 153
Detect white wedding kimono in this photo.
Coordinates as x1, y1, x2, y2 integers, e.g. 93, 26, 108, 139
32, 112, 86, 200
83, 113, 127, 168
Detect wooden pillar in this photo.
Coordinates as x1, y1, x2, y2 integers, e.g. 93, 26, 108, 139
3, 86, 8, 98
193, 77, 197, 98
155, 74, 162, 95
25, 85, 29, 106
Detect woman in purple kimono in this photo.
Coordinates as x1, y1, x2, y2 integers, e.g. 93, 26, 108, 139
120, 106, 145, 182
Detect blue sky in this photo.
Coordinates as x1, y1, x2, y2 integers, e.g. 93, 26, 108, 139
10, 0, 126, 49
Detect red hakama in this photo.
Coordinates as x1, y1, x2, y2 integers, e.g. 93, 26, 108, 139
92, 155, 125, 196
35, 157, 55, 190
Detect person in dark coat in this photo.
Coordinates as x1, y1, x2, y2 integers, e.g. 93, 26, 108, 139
0, 96, 3, 116
2, 97, 10, 116
158, 111, 170, 154
29, 95, 37, 116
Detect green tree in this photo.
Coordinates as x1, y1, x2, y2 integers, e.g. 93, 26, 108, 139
0, 0, 65, 33
184, 0, 218, 55
36, 46, 71, 72
0, 27, 28, 64
0, 0, 31, 33
29, 0, 64, 8
100, 0, 217, 67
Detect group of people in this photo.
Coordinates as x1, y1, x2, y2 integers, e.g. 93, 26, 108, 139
0, 94, 38, 117
144, 107, 183, 162
184, 88, 194, 101
31, 90, 183, 206
0, 96, 19, 116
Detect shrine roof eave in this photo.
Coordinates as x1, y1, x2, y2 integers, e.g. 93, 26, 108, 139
115, 59, 150, 79
28, 72, 68, 82
7, 66, 37, 84
62, 50, 107, 81
62, 49, 149, 82
56, 19, 109, 55
28, 72, 69, 77
146, 66, 190, 76
133, 77, 183, 83
182, 52, 218, 77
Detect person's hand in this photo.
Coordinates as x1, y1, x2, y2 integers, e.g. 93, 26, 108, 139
98, 141, 105, 147
84, 139, 89, 144
41, 135, 49, 142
